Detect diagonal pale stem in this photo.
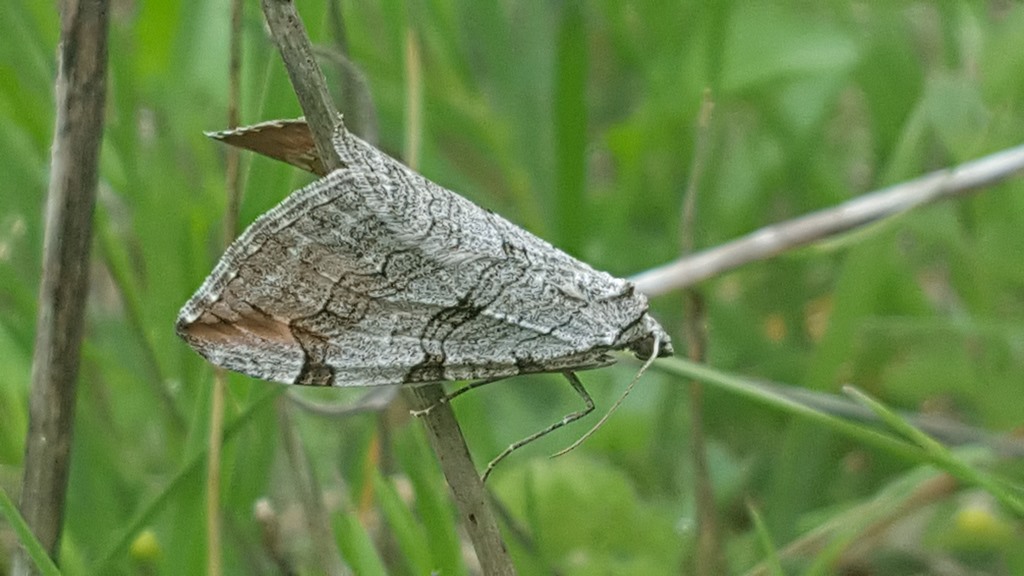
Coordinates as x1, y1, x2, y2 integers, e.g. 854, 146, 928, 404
257, 1, 515, 573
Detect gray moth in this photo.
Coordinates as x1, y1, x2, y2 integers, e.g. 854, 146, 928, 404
176, 122, 673, 387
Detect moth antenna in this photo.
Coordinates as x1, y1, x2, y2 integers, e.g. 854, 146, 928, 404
551, 332, 663, 458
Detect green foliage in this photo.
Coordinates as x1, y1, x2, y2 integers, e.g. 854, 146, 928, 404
2, 1, 1024, 574
0, 487, 60, 576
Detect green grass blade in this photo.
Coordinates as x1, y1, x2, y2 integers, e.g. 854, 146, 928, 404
746, 499, 784, 576
332, 507, 389, 576
659, 357, 1024, 517
91, 385, 283, 574
656, 357, 926, 463
371, 471, 435, 574
0, 485, 62, 576
843, 385, 1024, 516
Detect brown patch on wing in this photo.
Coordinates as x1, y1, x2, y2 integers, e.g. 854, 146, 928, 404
180, 307, 297, 346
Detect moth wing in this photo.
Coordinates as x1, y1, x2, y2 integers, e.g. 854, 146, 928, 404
177, 169, 621, 386
177, 135, 672, 388
206, 118, 324, 176
353, 150, 661, 356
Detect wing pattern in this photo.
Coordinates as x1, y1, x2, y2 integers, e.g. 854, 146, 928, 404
176, 125, 672, 386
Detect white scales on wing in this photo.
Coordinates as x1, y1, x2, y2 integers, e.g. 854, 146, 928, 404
176, 122, 672, 388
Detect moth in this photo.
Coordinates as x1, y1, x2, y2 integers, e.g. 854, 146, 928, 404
176, 119, 672, 476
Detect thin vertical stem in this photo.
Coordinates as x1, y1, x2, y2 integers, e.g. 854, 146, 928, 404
258, 0, 342, 170
206, 1, 244, 574
207, 374, 226, 576
224, 0, 244, 244
258, 1, 514, 573
14, 0, 110, 573
677, 91, 725, 576
403, 26, 423, 171
277, 399, 351, 575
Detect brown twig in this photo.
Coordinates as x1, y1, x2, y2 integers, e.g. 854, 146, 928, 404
403, 26, 423, 171
320, 0, 379, 145
312, 46, 380, 146
14, 0, 110, 573
396, 17, 515, 576
259, 0, 343, 170
677, 91, 724, 576
276, 399, 351, 575
257, 1, 514, 573
632, 143, 1024, 296
205, 0, 246, 573
403, 384, 515, 575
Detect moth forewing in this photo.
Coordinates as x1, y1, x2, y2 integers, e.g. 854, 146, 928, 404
178, 122, 673, 389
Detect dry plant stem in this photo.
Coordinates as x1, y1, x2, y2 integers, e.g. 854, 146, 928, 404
403, 27, 423, 170
14, 0, 110, 574
403, 386, 515, 576
397, 19, 514, 575
633, 143, 1024, 296
206, 371, 226, 576
259, 5, 350, 575
260, 0, 343, 169
258, 1, 513, 573
205, 1, 245, 574
683, 295, 718, 576
277, 399, 351, 575
678, 92, 724, 576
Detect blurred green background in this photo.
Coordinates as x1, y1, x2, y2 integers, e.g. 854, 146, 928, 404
2, 1, 1024, 574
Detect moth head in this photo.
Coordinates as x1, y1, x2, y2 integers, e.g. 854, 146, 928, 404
626, 316, 673, 360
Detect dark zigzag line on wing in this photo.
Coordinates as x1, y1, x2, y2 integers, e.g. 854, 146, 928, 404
278, 287, 595, 353
339, 131, 605, 281
178, 171, 354, 320
277, 204, 612, 350
406, 254, 523, 382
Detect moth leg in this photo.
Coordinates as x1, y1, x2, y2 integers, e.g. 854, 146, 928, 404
481, 372, 594, 483
409, 375, 509, 417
